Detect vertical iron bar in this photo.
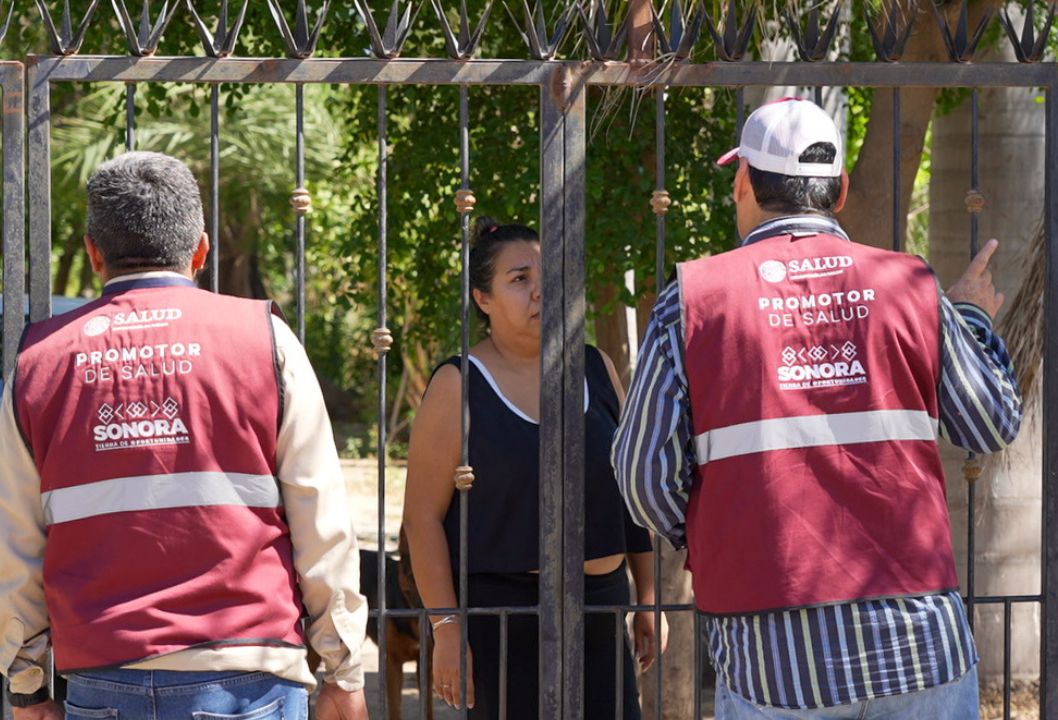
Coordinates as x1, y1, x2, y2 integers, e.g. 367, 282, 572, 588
499, 611, 509, 720
125, 83, 136, 151
814, 85, 823, 106
1041, 78, 1058, 720
26, 60, 51, 322
891, 88, 902, 252
966, 89, 981, 635
539, 73, 567, 720
653, 87, 666, 720
615, 611, 624, 720
561, 65, 587, 720
458, 84, 472, 720
376, 84, 390, 720
1, 62, 25, 381
967, 479, 976, 634
736, 88, 745, 136
970, 89, 980, 257
295, 84, 306, 343
1004, 600, 1012, 720
694, 611, 703, 719
654, 88, 666, 292
419, 612, 429, 720
209, 84, 220, 293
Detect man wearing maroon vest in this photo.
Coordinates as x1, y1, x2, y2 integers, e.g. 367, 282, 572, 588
0, 152, 368, 719
614, 99, 1022, 718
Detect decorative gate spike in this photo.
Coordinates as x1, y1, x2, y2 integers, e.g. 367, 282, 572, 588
34, 0, 101, 55
266, 0, 331, 59
784, 2, 841, 62
578, 0, 630, 61
112, 0, 181, 56
866, 0, 919, 62
0, 1, 14, 45
930, 0, 991, 63
353, 0, 420, 59
703, 2, 756, 62
651, 0, 709, 60
502, 0, 576, 61
186, 0, 249, 58
1000, 0, 1055, 63
431, 0, 493, 59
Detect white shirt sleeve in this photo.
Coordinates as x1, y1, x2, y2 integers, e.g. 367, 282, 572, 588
271, 316, 367, 692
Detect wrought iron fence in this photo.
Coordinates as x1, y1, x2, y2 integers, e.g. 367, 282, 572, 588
0, 1, 1056, 719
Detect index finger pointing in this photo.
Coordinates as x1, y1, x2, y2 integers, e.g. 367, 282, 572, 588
968, 238, 999, 276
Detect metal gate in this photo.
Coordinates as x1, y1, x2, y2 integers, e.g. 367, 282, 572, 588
1, 2, 1057, 719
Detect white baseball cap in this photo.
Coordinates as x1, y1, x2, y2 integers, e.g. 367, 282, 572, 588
717, 97, 843, 178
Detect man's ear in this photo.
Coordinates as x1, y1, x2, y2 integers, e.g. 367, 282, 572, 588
834, 169, 850, 214
83, 236, 106, 273
191, 232, 210, 272
734, 159, 754, 205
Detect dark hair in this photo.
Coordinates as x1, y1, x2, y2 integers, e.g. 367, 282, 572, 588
469, 216, 539, 326
86, 151, 205, 271
747, 142, 842, 216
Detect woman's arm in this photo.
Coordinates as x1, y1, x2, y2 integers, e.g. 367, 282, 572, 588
628, 548, 668, 671
403, 363, 462, 613
402, 363, 475, 709
598, 348, 627, 406
600, 348, 670, 669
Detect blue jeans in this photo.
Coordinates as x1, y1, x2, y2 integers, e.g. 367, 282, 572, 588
64, 669, 308, 720
714, 666, 980, 719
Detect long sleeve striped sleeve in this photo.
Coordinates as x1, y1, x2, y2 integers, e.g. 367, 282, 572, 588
938, 298, 1023, 453
611, 283, 695, 549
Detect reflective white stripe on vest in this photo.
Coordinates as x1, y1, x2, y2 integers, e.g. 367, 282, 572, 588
694, 410, 938, 464
41, 472, 281, 526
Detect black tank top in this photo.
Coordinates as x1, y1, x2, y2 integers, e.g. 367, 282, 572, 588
440, 345, 652, 575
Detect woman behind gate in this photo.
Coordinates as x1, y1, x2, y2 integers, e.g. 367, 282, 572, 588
402, 217, 667, 718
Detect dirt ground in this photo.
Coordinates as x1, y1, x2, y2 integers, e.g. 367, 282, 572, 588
345, 458, 406, 551
979, 680, 1040, 720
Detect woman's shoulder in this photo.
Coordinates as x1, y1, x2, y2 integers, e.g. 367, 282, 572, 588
584, 344, 616, 381
427, 344, 491, 396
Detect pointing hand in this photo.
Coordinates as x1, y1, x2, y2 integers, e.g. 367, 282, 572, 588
947, 238, 1005, 318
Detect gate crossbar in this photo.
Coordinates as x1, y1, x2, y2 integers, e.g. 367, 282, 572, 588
26, 56, 1058, 87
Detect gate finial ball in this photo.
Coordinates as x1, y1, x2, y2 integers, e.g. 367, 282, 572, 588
455, 189, 477, 215
290, 187, 312, 215
454, 465, 475, 491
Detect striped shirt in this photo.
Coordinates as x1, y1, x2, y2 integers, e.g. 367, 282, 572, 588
612, 215, 1022, 708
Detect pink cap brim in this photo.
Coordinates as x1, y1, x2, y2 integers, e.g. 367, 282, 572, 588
716, 146, 740, 166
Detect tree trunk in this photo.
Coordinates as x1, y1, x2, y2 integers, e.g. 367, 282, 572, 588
594, 280, 634, 386
928, 24, 1044, 683
840, 1, 977, 248
53, 223, 84, 297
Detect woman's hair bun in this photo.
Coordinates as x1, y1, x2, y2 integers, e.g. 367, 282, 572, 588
471, 215, 500, 247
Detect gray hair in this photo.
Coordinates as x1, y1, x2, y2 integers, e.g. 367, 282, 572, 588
86, 151, 205, 270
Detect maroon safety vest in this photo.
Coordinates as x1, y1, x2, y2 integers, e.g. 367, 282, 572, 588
679, 232, 958, 615
14, 276, 305, 671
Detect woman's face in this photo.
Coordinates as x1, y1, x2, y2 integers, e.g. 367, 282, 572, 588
475, 240, 542, 339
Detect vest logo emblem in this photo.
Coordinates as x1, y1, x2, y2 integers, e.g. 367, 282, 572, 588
777, 341, 868, 390
82, 316, 111, 337
93, 396, 190, 451
759, 256, 854, 284
758, 260, 787, 283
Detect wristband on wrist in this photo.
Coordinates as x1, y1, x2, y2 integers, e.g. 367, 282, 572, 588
430, 614, 458, 632
5, 684, 49, 708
